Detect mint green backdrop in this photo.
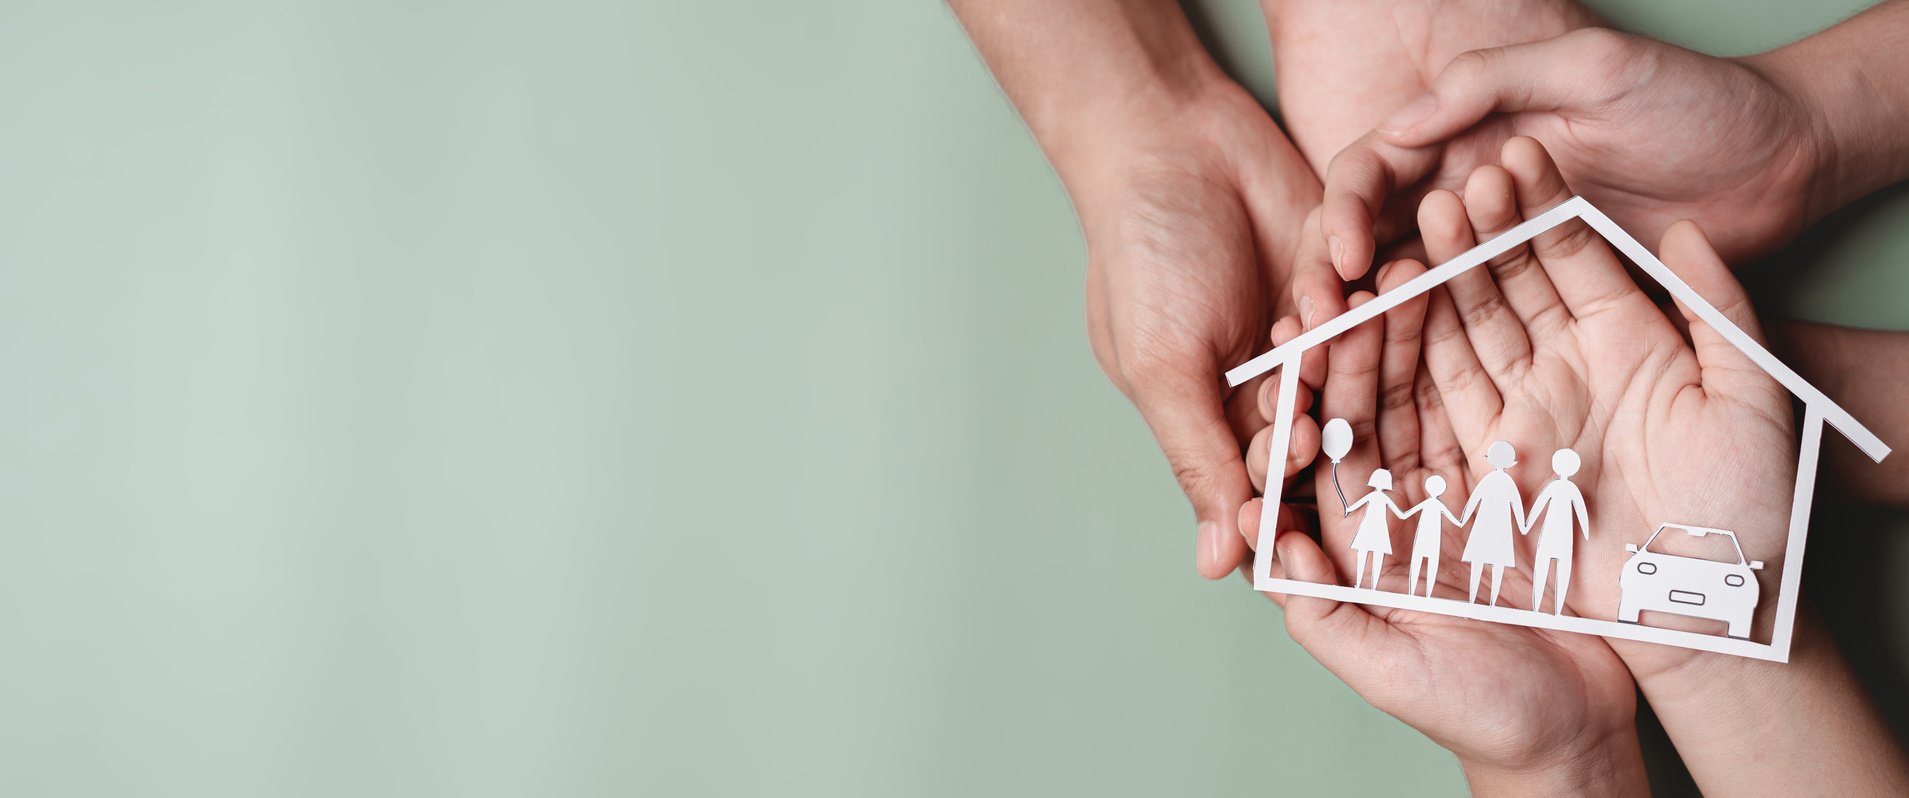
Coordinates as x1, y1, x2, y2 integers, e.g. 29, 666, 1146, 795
1, 1, 1904, 795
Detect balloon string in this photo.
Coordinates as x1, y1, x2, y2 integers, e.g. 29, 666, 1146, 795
1331, 461, 1349, 517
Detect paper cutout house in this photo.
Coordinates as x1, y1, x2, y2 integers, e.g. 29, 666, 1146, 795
1226, 196, 1889, 663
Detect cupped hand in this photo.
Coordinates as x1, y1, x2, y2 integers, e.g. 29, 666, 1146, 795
1238, 266, 1640, 790
1075, 80, 1320, 578
1303, 28, 1826, 320
1408, 136, 1797, 679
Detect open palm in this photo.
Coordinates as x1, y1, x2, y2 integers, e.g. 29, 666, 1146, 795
1406, 137, 1796, 680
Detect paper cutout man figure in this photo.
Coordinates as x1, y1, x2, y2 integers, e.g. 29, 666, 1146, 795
1403, 475, 1463, 599
1526, 449, 1590, 614
1347, 468, 1405, 590
1461, 441, 1527, 605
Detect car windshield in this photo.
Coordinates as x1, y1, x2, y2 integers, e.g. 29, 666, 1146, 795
1644, 527, 1746, 565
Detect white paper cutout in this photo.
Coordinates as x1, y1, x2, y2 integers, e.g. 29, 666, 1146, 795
1343, 468, 1403, 590
1618, 524, 1763, 639
1320, 417, 1354, 512
1460, 441, 1525, 606
1232, 197, 1891, 663
1527, 449, 1589, 615
1403, 475, 1460, 599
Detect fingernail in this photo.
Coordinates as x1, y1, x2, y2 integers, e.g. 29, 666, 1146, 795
1329, 235, 1345, 275
1299, 295, 1316, 330
1377, 93, 1436, 137
1198, 520, 1220, 568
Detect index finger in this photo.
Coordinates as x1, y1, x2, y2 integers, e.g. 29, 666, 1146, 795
1319, 133, 1444, 282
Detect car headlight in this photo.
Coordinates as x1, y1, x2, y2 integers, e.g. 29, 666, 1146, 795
1637, 562, 1657, 575
1725, 574, 1745, 587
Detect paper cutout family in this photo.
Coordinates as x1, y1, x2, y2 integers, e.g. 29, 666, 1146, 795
1322, 421, 1734, 635
1227, 196, 1892, 663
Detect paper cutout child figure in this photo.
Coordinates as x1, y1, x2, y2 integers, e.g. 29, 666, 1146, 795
1402, 475, 1463, 599
1347, 468, 1405, 590
1526, 449, 1590, 614
1460, 441, 1527, 606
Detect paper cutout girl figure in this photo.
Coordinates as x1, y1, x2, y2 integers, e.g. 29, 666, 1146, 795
1403, 475, 1463, 599
1460, 441, 1528, 606
1346, 468, 1405, 590
1526, 449, 1590, 614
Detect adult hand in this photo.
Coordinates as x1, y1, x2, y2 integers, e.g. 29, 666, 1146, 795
1303, 27, 1826, 318
1076, 80, 1320, 577
1238, 259, 1643, 795
1261, 0, 1595, 175
950, 0, 1320, 577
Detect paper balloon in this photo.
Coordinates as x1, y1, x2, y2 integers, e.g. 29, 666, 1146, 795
1321, 417, 1353, 463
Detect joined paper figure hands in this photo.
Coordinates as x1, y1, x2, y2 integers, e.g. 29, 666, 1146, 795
1327, 428, 1591, 615
1329, 434, 1588, 613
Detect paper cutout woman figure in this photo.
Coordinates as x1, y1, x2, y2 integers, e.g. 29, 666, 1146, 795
1526, 449, 1590, 614
1403, 475, 1463, 599
1346, 468, 1405, 590
1460, 441, 1527, 606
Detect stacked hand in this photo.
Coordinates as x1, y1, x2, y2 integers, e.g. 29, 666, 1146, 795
954, 0, 1909, 791
1298, 28, 1830, 317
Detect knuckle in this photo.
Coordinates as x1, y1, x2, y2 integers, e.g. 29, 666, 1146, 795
1380, 380, 1418, 413
1444, 48, 1497, 85
1460, 294, 1509, 328
1487, 248, 1537, 283
1168, 456, 1217, 495
1568, 27, 1631, 56
1345, 417, 1378, 446
1538, 220, 1605, 262
1414, 381, 1446, 414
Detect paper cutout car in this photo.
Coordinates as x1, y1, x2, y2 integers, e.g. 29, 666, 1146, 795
1619, 524, 1765, 639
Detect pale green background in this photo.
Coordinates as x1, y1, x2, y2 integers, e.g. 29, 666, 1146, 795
0, 1, 1905, 795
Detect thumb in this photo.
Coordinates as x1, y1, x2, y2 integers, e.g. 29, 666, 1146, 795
1379, 28, 1636, 146
1659, 221, 1786, 404
1138, 380, 1254, 580
1273, 529, 1398, 685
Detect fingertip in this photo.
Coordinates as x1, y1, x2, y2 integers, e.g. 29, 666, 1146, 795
1500, 135, 1551, 174
1287, 413, 1321, 478
1417, 188, 1464, 229
1661, 219, 1711, 255
1376, 258, 1427, 292
1238, 497, 1264, 548
1463, 164, 1515, 212
1335, 234, 1374, 281
1196, 517, 1243, 580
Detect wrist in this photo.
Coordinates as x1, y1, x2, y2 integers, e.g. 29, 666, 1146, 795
1457, 729, 1649, 798
1042, 62, 1239, 203
1744, 38, 1909, 222
1631, 612, 1909, 795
